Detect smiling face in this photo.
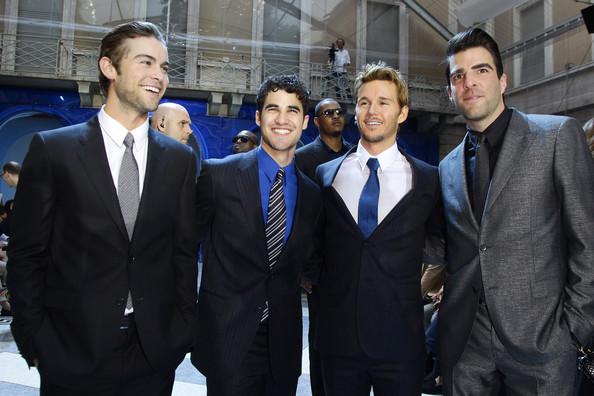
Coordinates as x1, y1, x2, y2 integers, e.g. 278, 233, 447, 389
448, 46, 507, 132
256, 89, 309, 165
355, 79, 408, 155
100, 36, 169, 126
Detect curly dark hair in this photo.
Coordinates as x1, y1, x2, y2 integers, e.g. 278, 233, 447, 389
256, 74, 309, 113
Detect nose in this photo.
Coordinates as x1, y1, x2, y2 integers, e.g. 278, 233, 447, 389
276, 110, 289, 124
463, 73, 476, 88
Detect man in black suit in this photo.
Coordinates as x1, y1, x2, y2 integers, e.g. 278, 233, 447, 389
8, 21, 198, 395
295, 97, 352, 396
316, 63, 442, 396
296, 98, 353, 180
192, 75, 322, 396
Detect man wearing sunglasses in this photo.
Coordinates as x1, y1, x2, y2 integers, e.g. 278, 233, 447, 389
296, 98, 353, 181
296, 98, 352, 396
232, 130, 259, 154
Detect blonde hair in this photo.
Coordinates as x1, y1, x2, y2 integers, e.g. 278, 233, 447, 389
354, 62, 408, 107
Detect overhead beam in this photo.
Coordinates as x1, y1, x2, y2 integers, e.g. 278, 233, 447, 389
400, 0, 455, 41
501, 15, 584, 58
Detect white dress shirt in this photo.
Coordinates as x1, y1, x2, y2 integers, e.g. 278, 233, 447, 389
97, 106, 148, 196
333, 142, 412, 225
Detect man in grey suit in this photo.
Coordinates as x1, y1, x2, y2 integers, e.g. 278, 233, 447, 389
439, 27, 594, 395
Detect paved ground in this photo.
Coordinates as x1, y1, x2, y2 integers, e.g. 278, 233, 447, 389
0, 296, 438, 395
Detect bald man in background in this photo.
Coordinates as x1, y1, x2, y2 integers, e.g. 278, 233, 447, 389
152, 102, 202, 175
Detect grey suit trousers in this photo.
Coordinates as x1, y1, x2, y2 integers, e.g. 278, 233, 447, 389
447, 302, 578, 396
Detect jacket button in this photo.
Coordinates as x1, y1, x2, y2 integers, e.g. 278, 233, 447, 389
479, 244, 487, 252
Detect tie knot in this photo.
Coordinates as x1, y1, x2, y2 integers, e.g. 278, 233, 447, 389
366, 157, 379, 172
123, 133, 135, 149
274, 168, 285, 183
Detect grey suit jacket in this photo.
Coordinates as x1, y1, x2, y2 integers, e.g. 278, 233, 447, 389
438, 109, 594, 372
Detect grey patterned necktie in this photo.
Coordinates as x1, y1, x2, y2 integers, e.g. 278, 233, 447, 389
261, 168, 286, 321
118, 133, 139, 311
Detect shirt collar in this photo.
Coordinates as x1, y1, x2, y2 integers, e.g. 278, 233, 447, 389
98, 106, 149, 148
257, 146, 296, 183
356, 141, 405, 172
468, 107, 512, 149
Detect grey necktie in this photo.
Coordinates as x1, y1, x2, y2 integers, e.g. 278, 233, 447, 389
118, 133, 139, 311
261, 168, 286, 321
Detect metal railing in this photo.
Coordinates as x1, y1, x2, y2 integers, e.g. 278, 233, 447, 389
0, 33, 453, 112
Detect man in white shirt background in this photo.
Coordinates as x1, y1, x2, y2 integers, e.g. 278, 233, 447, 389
330, 38, 352, 100
315, 63, 443, 396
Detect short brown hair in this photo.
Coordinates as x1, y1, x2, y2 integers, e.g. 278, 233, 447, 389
354, 62, 408, 108
98, 21, 166, 95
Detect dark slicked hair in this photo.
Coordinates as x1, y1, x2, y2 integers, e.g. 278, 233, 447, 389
2, 161, 21, 175
98, 21, 166, 95
445, 28, 504, 87
256, 74, 309, 113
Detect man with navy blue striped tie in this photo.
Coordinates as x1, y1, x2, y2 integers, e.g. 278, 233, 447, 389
192, 75, 323, 396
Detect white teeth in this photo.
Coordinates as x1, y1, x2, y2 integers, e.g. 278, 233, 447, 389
273, 129, 291, 135
143, 86, 159, 93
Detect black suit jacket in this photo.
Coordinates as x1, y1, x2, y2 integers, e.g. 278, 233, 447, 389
316, 149, 442, 361
191, 149, 322, 383
8, 117, 198, 383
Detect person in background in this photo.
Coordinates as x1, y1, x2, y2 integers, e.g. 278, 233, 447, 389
232, 129, 259, 154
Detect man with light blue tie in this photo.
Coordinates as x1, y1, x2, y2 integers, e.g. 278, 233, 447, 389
315, 63, 443, 396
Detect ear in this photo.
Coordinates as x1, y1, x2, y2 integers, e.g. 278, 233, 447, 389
255, 110, 261, 127
499, 73, 508, 95
397, 105, 409, 125
447, 86, 454, 102
99, 56, 117, 81
302, 114, 310, 130
313, 116, 320, 129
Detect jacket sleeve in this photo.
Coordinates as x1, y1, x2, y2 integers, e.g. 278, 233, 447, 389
7, 133, 55, 366
554, 117, 594, 347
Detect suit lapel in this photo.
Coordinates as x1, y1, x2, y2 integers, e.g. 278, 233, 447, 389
485, 110, 535, 213
444, 140, 478, 229
321, 148, 361, 234
237, 150, 268, 256
77, 117, 128, 241
132, 129, 167, 242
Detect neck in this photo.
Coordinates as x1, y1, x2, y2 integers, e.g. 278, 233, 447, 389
467, 103, 505, 133
104, 101, 148, 131
262, 145, 295, 168
360, 138, 395, 157
320, 133, 343, 152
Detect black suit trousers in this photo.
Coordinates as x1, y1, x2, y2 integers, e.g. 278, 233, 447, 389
321, 351, 424, 396
39, 316, 175, 396
206, 321, 298, 396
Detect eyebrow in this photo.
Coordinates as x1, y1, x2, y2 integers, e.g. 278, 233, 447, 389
357, 96, 393, 102
263, 104, 302, 113
134, 54, 169, 67
450, 63, 494, 77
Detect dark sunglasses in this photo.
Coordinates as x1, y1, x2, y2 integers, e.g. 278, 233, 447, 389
232, 136, 252, 144
320, 108, 344, 117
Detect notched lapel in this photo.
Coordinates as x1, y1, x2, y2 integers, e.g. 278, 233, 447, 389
485, 110, 535, 213
133, 129, 168, 242
448, 141, 477, 228
77, 117, 128, 241
237, 151, 267, 256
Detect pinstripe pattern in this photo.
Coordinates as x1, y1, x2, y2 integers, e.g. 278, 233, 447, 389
261, 168, 286, 321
